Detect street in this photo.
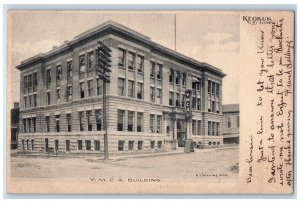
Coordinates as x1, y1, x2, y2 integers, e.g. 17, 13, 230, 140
10, 147, 239, 181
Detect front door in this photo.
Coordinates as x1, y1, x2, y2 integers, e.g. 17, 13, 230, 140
177, 121, 186, 147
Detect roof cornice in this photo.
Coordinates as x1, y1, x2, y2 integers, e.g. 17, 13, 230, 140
16, 21, 226, 77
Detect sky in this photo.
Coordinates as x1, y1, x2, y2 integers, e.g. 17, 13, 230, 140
7, 11, 240, 105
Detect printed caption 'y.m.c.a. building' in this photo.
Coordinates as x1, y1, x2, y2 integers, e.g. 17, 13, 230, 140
16, 21, 226, 156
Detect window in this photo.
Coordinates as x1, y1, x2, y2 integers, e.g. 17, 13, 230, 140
196, 78, 201, 91
32, 117, 36, 133
212, 82, 215, 95
33, 72, 37, 91
55, 115, 60, 132
192, 83, 197, 95
78, 140, 82, 150
24, 76, 28, 90
28, 74, 32, 88
86, 140, 91, 150
138, 141, 143, 150
67, 86, 73, 102
192, 97, 196, 110
47, 69, 51, 85
156, 115, 162, 133
22, 140, 25, 150
66, 140, 70, 151
79, 112, 84, 131
157, 64, 162, 80
23, 118, 27, 133
33, 94, 37, 107
55, 140, 58, 152
95, 110, 102, 131
212, 122, 215, 136
87, 51, 94, 69
46, 116, 50, 132
31, 140, 35, 150
216, 102, 220, 113
47, 92, 51, 105
169, 68, 174, 83
117, 110, 125, 131
88, 80, 93, 97
157, 141, 162, 149
128, 141, 134, 151
150, 114, 155, 133
128, 52, 134, 70
28, 95, 32, 107
56, 89, 60, 103
176, 93, 180, 107
150, 141, 155, 149
216, 123, 220, 136
128, 111, 134, 132
169, 92, 174, 106
66, 114, 71, 132
212, 101, 215, 112
208, 80, 211, 94
197, 120, 201, 135
137, 55, 144, 73
150, 87, 155, 102
192, 120, 196, 135
157, 88, 162, 104
26, 140, 29, 150
118, 49, 125, 67
128, 80, 134, 97
96, 78, 102, 95
87, 111, 93, 131
118, 78, 125, 96
56, 65, 62, 81
79, 55, 85, 79
24, 96, 27, 108
181, 94, 185, 107
216, 83, 220, 97
197, 98, 201, 111
208, 121, 211, 136
150, 62, 155, 78
94, 140, 100, 151
137, 82, 143, 99
208, 98, 211, 112
118, 140, 125, 151
67, 61, 73, 79
237, 116, 240, 127
27, 118, 31, 133
182, 73, 186, 86
137, 112, 143, 132
175, 71, 180, 85
79, 82, 85, 99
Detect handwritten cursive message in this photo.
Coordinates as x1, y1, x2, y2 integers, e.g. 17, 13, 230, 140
244, 16, 294, 190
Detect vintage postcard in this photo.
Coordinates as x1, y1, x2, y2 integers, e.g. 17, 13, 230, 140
6, 10, 294, 194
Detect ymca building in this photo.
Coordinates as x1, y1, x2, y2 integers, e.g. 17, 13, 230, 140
16, 21, 226, 155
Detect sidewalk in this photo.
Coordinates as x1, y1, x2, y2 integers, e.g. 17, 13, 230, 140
12, 145, 239, 160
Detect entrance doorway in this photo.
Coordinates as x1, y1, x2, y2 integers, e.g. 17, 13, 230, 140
177, 121, 186, 147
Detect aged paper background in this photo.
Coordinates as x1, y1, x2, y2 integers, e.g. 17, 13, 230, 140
6, 10, 294, 194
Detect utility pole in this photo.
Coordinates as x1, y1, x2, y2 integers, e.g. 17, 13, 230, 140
96, 41, 111, 160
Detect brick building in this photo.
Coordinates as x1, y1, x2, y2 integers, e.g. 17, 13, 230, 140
16, 21, 225, 155
222, 104, 239, 144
